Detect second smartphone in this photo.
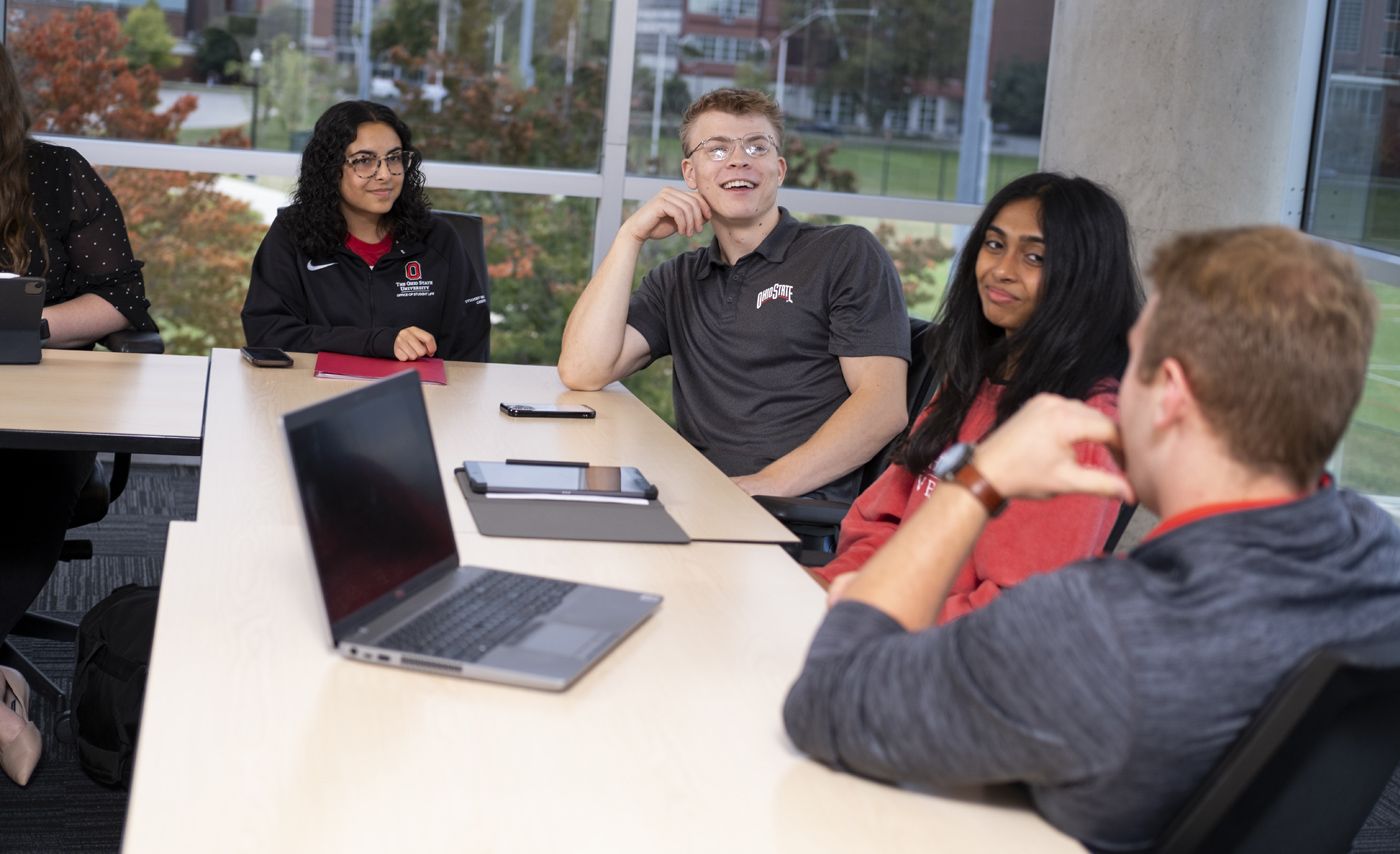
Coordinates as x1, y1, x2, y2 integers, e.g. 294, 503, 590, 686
500, 403, 596, 419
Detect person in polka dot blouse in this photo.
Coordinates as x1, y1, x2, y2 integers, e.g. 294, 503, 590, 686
0, 41, 159, 786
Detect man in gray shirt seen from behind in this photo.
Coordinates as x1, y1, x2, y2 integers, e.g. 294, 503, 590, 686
557, 88, 910, 503
783, 225, 1400, 851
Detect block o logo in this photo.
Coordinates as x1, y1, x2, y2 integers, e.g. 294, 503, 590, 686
405, 261, 422, 280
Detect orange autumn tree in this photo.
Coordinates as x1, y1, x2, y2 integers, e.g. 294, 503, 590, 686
14, 5, 194, 141
12, 7, 265, 354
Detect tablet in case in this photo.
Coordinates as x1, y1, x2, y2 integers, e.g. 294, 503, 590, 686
463, 460, 659, 501
0, 276, 47, 365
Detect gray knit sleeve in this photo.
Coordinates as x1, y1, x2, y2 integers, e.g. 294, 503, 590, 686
783, 570, 1136, 789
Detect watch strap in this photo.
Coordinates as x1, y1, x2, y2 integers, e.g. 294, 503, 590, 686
952, 462, 1007, 518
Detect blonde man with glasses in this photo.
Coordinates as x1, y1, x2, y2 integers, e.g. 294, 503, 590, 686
242, 100, 489, 363
560, 88, 910, 502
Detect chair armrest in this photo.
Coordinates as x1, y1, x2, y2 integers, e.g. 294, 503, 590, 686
752, 495, 851, 527
99, 329, 165, 354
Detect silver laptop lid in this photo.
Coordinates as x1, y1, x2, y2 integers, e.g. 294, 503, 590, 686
282, 371, 458, 639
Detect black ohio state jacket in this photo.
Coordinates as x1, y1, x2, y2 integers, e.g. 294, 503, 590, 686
242, 209, 489, 362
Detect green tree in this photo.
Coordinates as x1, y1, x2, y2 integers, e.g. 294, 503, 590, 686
252, 36, 338, 146
195, 26, 243, 83
372, 0, 439, 58
794, 0, 970, 133
123, 0, 180, 72
662, 76, 691, 117
991, 59, 1047, 136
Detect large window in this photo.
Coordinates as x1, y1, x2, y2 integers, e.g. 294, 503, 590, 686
6, 0, 612, 169
628, 0, 1050, 202
4, 0, 1052, 431
1306, 0, 1400, 499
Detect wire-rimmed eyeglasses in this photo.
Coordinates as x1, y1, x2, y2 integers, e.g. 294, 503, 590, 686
684, 133, 780, 162
343, 149, 418, 178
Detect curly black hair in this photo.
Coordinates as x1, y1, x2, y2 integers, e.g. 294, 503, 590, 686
284, 100, 432, 259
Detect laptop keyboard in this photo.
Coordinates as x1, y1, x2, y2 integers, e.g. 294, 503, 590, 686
380, 570, 579, 663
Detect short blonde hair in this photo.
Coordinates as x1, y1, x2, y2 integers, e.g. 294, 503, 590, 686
679, 88, 784, 154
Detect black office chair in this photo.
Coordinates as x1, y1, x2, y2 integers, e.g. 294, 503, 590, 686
0, 327, 164, 703
755, 317, 940, 565
433, 210, 491, 362
1153, 636, 1400, 854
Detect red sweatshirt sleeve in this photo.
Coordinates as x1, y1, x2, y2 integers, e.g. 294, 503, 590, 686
937, 390, 1122, 623
816, 460, 918, 583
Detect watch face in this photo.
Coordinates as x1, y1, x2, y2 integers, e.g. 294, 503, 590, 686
933, 442, 974, 478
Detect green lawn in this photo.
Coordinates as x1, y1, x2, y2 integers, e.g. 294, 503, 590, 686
1345, 282, 1400, 495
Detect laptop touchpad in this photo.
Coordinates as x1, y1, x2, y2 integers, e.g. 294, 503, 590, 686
515, 622, 609, 658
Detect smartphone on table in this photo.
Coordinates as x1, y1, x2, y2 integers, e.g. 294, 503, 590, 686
500, 403, 596, 419
240, 346, 294, 368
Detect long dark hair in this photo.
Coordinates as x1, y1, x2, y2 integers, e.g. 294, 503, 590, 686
0, 41, 44, 275
899, 172, 1143, 475
283, 100, 432, 259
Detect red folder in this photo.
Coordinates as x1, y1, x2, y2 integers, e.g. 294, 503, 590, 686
313, 352, 447, 385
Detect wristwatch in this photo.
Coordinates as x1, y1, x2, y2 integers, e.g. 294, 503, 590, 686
39, 318, 49, 341
932, 442, 1007, 518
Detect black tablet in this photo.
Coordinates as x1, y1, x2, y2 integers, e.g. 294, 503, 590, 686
0, 276, 47, 365
463, 461, 658, 500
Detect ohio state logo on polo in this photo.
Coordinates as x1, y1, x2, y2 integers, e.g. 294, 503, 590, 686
756, 283, 795, 309
396, 260, 435, 298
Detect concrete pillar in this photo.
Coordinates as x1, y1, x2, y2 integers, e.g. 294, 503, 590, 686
1041, 0, 1325, 263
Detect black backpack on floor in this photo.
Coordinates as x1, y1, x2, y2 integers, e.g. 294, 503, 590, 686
71, 584, 159, 789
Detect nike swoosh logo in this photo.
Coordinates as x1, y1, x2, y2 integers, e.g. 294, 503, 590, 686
306, 261, 338, 271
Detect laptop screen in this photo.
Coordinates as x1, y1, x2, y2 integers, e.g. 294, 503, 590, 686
283, 371, 457, 625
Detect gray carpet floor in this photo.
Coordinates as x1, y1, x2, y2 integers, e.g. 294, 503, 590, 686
0, 460, 196, 853
0, 461, 1396, 852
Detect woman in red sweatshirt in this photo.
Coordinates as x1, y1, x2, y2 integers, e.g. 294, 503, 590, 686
818, 172, 1142, 624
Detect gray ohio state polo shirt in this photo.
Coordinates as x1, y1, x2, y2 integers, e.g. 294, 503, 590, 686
626, 208, 910, 502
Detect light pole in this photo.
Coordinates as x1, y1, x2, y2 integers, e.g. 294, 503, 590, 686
774, 8, 876, 111
249, 47, 264, 151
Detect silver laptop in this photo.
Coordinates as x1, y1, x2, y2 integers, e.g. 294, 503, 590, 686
282, 370, 661, 691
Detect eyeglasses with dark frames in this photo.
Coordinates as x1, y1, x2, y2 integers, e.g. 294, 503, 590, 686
683, 133, 780, 162
343, 149, 418, 179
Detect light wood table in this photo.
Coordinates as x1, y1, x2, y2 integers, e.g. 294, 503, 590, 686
124, 523, 1077, 853
0, 349, 206, 453
197, 348, 796, 544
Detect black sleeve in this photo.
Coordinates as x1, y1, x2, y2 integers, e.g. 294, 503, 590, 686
825, 227, 909, 361
241, 215, 398, 357
783, 572, 1134, 789
624, 259, 674, 361
61, 150, 156, 331
430, 217, 490, 363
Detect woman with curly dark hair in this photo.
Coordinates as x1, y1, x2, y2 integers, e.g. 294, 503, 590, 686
817, 173, 1142, 624
242, 101, 489, 362
0, 39, 157, 786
